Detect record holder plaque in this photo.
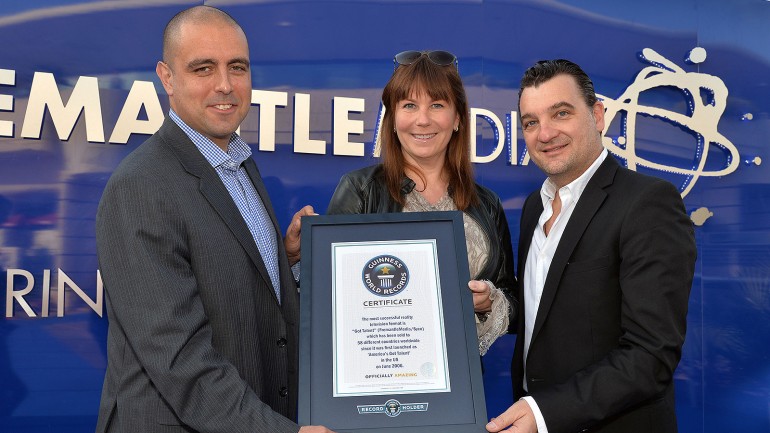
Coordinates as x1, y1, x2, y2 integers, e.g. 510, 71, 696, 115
298, 211, 487, 433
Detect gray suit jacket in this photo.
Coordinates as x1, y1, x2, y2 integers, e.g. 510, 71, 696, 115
95, 119, 300, 433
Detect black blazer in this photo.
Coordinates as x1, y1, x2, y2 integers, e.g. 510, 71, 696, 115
512, 156, 696, 433
95, 119, 300, 433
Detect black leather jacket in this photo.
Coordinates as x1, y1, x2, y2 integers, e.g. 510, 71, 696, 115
327, 164, 517, 325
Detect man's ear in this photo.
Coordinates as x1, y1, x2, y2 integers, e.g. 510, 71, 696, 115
592, 100, 605, 133
156, 61, 174, 96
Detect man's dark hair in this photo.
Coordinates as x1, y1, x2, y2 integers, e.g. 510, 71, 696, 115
519, 59, 597, 108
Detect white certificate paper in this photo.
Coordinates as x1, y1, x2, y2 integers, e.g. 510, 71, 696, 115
331, 240, 450, 397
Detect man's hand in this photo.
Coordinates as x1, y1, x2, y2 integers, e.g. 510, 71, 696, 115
298, 426, 336, 433
486, 400, 538, 433
469, 280, 492, 313
284, 205, 316, 266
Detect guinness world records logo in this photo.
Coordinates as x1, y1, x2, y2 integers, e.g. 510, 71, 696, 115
384, 399, 402, 417
362, 255, 409, 296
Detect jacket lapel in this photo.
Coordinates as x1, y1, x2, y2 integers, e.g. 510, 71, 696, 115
242, 157, 287, 297
242, 158, 281, 234
518, 191, 542, 334
513, 191, 544, 388
530, 156, 618, 344
159, 119, 278, 300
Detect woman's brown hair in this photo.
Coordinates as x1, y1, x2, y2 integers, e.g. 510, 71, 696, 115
379, 54, 478, 210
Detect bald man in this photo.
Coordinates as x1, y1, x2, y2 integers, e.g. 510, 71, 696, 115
95, 6, 327, 433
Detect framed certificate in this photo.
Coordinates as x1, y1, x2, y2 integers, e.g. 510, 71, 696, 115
298, 211, 487, 432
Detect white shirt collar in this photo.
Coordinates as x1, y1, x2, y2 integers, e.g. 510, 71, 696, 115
540, 148, 608, 208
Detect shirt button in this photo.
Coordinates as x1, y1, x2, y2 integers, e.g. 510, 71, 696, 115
277, 337, 287, 347
279, 387, 289, 397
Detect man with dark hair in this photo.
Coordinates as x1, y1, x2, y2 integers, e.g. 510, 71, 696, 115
487, 59, 696, 433
95, 6, 330, 432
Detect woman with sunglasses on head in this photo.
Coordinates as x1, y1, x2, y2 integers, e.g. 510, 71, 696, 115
326, 50, 516, 355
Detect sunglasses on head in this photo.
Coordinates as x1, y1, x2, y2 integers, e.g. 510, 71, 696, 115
393, 50, 458, 70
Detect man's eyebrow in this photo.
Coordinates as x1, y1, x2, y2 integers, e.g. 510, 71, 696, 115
186, 58, 215, 70
520, 112, 535, 121
550, 101, 575, 111
520, 101, 577, 123
185, 58, 250, 70
228, 57, 250, 67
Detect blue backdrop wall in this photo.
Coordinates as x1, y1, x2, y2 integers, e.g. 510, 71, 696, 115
1, 1, 769, 432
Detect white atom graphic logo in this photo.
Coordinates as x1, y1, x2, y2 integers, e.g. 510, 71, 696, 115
599, 48, 740, 197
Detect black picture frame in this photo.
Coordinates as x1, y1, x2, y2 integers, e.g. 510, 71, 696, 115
298, 211, 487, 433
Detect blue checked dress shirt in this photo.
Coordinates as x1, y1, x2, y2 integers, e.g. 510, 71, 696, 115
169, 110, 282, 302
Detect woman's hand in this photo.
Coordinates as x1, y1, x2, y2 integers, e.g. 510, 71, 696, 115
469, 280, 492, 313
